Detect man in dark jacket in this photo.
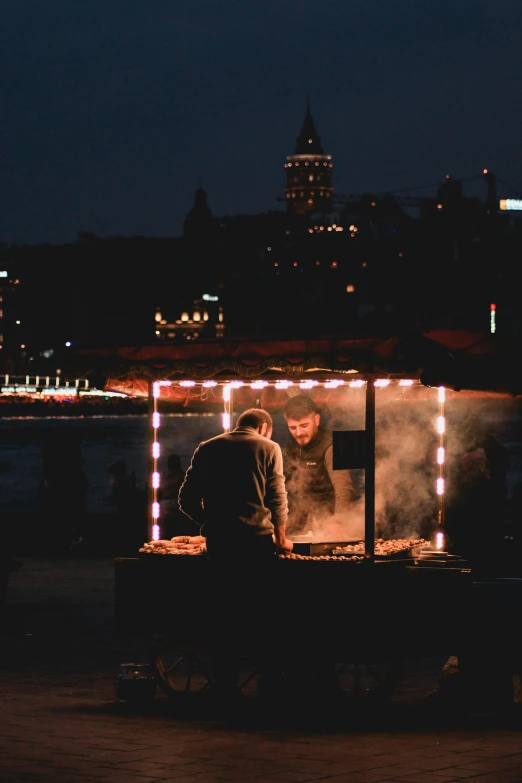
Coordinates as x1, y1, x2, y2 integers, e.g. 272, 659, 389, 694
283, 394, 355, 534
178, 407, 292, 704
179, 407, 292, 558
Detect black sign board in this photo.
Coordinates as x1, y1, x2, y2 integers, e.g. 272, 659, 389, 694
332, 430, 366, 470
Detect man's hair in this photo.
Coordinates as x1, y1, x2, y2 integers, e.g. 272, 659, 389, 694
283, 394, 319, 420
236, 408, 273, 429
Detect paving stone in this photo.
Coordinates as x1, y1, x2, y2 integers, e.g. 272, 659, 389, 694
3, 556, 522, 783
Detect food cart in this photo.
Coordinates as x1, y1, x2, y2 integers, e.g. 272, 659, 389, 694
68, 329, 522, 706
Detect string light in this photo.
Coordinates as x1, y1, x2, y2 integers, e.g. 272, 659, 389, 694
147, 375, 428, 547
435, 386, 446, 550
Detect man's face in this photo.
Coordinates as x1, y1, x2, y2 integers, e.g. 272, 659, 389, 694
285, 412, 320, 447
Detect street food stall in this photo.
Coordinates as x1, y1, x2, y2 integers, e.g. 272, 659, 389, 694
67, 329, 522, 705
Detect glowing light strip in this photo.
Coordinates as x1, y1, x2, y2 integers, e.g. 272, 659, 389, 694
490, 303, 496, 334
150, 384, 161, 541
222, 384, 232, 432
436, 386, 446, 549
157, 379, 420, 390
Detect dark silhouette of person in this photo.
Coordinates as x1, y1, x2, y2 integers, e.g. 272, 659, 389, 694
38, 428, 88, 553
107, 459, 147, 554
445, 432, 509, 576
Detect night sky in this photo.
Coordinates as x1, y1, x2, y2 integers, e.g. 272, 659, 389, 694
2, 0, 521, 245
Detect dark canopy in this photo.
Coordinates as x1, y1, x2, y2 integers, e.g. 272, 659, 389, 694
63, 329, 522, 398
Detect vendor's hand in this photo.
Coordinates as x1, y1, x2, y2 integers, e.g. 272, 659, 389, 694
275, 537, 293, 553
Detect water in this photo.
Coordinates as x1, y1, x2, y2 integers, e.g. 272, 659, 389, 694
0, 412, 294, 515
1, 400, 522, 521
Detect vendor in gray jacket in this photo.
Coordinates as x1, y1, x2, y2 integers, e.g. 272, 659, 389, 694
178, 407, 293, 559
283, 394, 355, 534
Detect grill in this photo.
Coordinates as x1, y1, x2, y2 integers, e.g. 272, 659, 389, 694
289, 537, 426, 560
289, 538, 361, 557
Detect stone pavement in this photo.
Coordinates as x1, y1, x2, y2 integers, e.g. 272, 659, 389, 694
2, 555, 522, 783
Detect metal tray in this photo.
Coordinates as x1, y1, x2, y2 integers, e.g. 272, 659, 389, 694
290, 539, 362, 556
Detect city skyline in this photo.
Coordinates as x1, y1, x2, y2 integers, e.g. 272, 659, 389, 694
2, 0, 521, 245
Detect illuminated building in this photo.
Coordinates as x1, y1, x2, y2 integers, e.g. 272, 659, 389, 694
154, 294, 225, 341
284, 101, 333, 216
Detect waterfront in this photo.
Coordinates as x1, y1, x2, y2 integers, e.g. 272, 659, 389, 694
1, 399, 522, 519
0, 413, 230, 516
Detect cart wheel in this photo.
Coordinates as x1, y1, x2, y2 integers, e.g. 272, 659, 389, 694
149, 638, 214, 697
335, 658, 403, 703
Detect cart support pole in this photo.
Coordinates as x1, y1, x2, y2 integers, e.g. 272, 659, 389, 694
147, 379, 155, 542
364, 375, 375, 560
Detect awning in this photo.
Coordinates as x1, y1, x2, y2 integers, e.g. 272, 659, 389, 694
63, 329, 522, 397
